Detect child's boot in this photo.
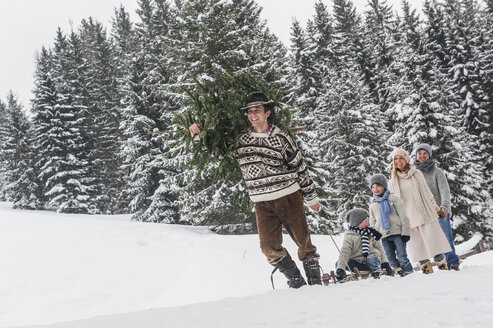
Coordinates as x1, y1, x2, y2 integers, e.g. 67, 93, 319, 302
420, 260, 434, 274
371, 271, 381, 279
434, 254, 448, 270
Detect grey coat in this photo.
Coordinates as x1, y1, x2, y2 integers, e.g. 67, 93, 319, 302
420, 165, 452, 215
369, 193, 411, 238
336, 230, 388, 270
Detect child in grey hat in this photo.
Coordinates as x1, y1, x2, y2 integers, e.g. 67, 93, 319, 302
369, 173, 413, 276
335, 208, 392, 279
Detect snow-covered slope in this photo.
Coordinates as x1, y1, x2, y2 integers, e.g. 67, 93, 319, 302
1, 202, 492, 328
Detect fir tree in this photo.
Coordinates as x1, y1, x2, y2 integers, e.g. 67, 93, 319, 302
287, 2, 336, 231
332, 0, 366, 69
314, 66, 389, 231
30, 47, 59, 209
421, 0, 492, 244
477, 0, 493, 197
110, 4, 139, 213
45, 29, 96, 213
165, 0, 288, 232
388, 0, 444, 149
1, 92, 31, 206
287, 0, 334, 113
119, 0, 178, 222
0, 99, 8, 200
79, 18, 122, 213
362, 0, 398, 119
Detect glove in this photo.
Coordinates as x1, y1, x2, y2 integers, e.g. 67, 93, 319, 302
336, 268, 347, 281
381, 262, 393, 276
401, 235, 410, 243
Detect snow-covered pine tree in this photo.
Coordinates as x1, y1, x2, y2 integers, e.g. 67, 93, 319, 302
388, 0, 444, 150
45, 29, 96, 213
0, 99, 8, 200
134, 0, 185, 224
332, 0, 366, 69
443, 0, 492, 243
442, 0, 489, 139
314, 64, 389, 230
27, 47, 59, 209
287, 20, 318, 115
10, 125, 38, 210
110, 5, 140, 213
285, 2, 338, 232
171, 0, 287, 85
161, 0, 288, 232
118, 0, 179, 222
421, 0, 492, 244
361, 0, 398, 123
78, 18, 123, 213
287, 1, 333, 113
1, 92, 31, 206
477, 0, 493, 198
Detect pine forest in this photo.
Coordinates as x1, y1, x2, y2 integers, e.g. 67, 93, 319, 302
1, 0, 492, 246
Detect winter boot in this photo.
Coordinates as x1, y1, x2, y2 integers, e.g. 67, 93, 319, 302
371, 271, 381, 279
449, 264, 460, 271
434, 254, 448, 270
303, 258, 322, 285
396, 267, 413, 277
272, 251, 307, 289
420, 260, 434, 274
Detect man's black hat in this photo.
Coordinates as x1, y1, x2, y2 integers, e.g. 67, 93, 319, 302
240, 92, 276, 111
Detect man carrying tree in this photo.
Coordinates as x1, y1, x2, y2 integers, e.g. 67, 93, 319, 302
189, 92, 322, 288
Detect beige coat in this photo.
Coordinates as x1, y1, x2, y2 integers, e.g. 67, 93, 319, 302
388, 166, 451, 261
388, 166, 440, 228
369, 193, 411, 238
336, 230, 388, 270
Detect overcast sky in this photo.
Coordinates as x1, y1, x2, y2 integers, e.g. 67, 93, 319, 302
0, 0, 424, 109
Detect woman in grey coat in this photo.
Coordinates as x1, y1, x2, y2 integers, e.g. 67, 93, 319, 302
415, 143, 460, 270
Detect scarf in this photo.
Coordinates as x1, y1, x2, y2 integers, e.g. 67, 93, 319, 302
349, 226, 382, 257
415, 159, 436, 173
373, 189, 392, 230
388, 166, 439, 227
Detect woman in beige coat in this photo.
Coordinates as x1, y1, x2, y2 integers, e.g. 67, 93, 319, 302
388, 149, 451, 273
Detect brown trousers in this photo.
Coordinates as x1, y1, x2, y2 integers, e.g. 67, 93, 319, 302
255, 190, 319, 263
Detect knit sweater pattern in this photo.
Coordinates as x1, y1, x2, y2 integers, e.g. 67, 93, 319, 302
236, 126, 318, 205
419, 165, 452, 215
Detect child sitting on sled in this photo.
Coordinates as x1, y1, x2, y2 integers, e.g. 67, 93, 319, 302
335, 208, 392, 280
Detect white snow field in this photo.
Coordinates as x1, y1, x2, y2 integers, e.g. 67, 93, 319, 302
1, 202, 492, 328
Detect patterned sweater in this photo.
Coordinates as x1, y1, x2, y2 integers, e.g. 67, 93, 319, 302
235, 126, 318, 205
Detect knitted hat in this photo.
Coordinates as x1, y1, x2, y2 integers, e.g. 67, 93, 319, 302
240, 92, 276, 111
345, 208, 369, 227
416, 143, 432, 158
369, 173, 388, 190
391, 148, 411, 164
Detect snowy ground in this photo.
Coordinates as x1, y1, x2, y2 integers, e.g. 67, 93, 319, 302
1, 202, 492, 328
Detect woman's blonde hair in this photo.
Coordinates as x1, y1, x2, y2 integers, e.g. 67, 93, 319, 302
391, 148, 411, 177
392, 161, 411, 177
